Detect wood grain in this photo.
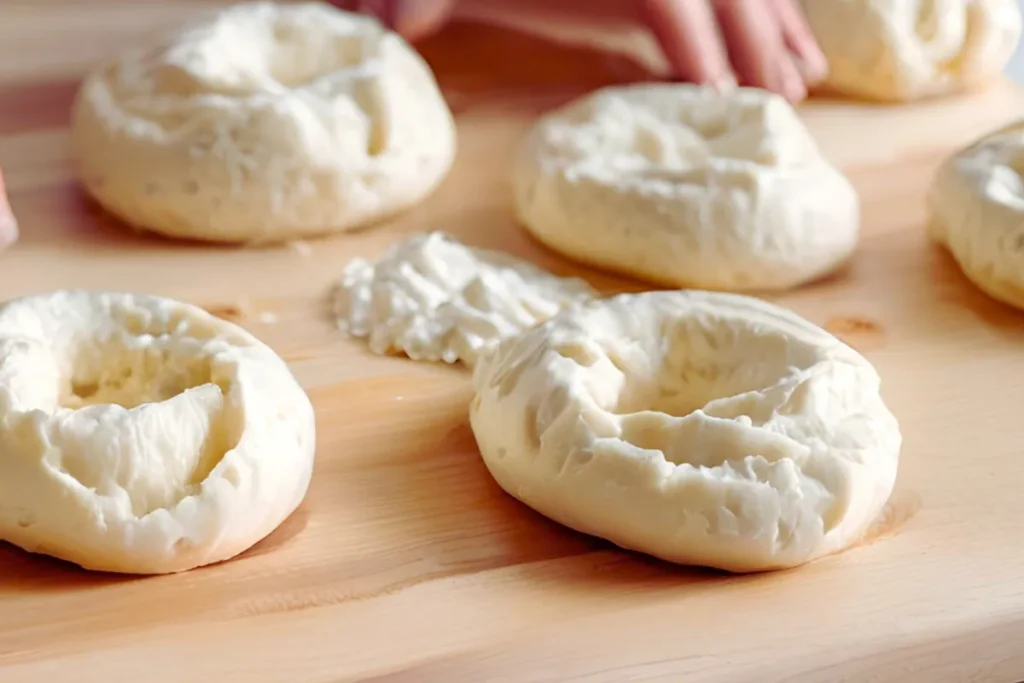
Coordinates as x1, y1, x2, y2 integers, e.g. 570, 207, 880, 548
3, 3, 1024, 682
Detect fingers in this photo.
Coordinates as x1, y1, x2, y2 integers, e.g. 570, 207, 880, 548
340, 0, 826, 103
347, 0, 457, 41
638, 0, 735, 89
712, 0, 807, 102
769, 0, 828, 85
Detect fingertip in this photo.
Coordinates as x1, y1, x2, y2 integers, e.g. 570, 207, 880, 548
710, 71, 739, 94
760, 53, 806, 103
780, 66, 808, 103
790, 43, 828, 87
803, 56, 830, 87
391, 0, 457, 41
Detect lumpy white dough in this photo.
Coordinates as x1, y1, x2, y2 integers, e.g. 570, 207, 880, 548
71, 1, 456, 243
470, 290, 901, 572
0, 290, 315, 574
800, 0, 1023, 102
928, 120, 1024, 310
513, 84, 860, 292
331, 231, 597, 366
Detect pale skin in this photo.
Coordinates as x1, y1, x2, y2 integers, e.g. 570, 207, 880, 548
0, 170, 17, 250
339, 0, 828, 102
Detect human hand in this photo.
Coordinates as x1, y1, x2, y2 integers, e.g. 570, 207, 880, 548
0, 170, 17, 250
340, 0, 827, 102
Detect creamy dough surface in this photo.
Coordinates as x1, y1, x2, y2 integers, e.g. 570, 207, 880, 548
71, 1, 456, 244
332, 232, 596, 366
800, 0, 1022, 102
513, 84, 860, 292
470, 290, 901, 572
928, 121, 1024, 310
0, 290, 315, 573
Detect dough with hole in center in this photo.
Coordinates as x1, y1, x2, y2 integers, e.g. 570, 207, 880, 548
513, 84, 860, 292
0, 290, 315, 573
927, 121, 1024, 309
799, 0, 1022, 102
469, 290, 901, 572
71, 1, 456, 244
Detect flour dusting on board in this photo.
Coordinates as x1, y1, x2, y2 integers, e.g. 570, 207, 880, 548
329, 232, 596, 366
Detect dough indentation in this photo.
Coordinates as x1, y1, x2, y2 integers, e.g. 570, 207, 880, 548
71, 1, 456, 243
0, 290, 315, 574
513, 84, 860, 291
470, 291, 902, 572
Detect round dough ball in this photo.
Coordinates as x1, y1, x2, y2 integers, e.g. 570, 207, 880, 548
470, 291, 901, 572
927, 121, 1024, 309
512, 84, 860, 292
71, 1, 456, 244
0, 290, 315, 573
800, 0, 1022, 102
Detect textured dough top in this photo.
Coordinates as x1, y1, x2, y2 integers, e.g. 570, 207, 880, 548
800, 0, 1023, 102
0, 290, 315, 573
470, 291, 901, 572
513, 84, 859, 291
927, 121, 1024, 304
84, 1, 448, 162
521, 84, 824, 188
71, 1, 456, 242
932, 120, 1024, 208
332, 232, 596, 366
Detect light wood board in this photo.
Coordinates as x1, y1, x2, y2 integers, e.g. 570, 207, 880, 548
3, 3, 1024, 681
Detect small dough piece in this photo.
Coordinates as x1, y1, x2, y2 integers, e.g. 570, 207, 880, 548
0, 290, 315, 574
71, 1, 456, 244
800, 0, 1022, 102
470, 291, 901, 572
513, 84, 859, 292
927, 121, 1024, 309
331, 231, 596, 366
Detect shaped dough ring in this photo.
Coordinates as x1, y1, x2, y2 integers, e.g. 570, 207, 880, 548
927, 121, 1024, 309
800, 0, 1022, 102
0, 290, 315, 574
71, 1, 456, 244
513, 84, 860, 292
470, 291, 901, 572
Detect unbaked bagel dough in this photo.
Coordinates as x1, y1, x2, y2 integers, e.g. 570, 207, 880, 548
470, 290, 901, 572
0, 290, 315, 573
927, 121, 1024, 309
71, 1, 456, 244
332, 231, 596, 365
513, 84, 860, 292
799, 0, 1022, 102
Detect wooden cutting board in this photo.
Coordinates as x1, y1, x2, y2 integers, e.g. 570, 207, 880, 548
3, 3, 1024, 681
